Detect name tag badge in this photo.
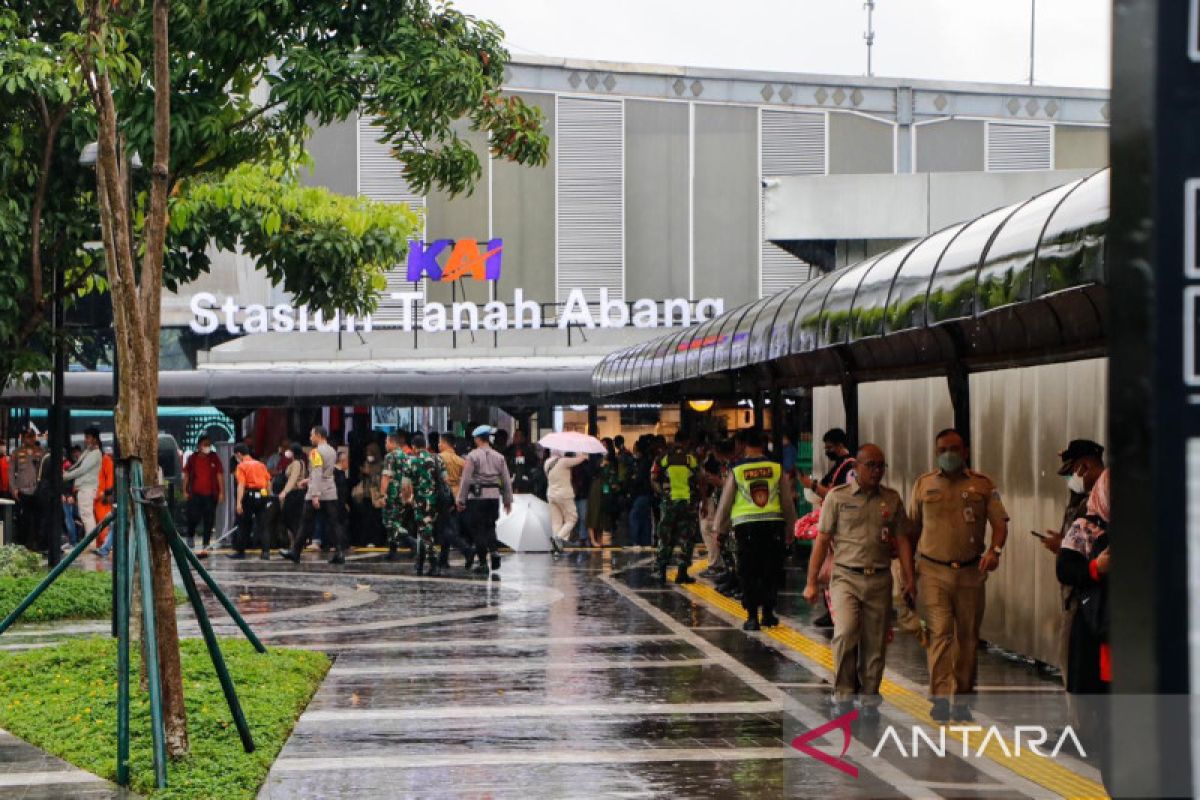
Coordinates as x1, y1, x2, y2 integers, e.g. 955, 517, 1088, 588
963, 506, 976, 523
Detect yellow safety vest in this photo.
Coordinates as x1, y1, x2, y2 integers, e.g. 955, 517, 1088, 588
730, 460, 784, 526
658, 452, 698, 502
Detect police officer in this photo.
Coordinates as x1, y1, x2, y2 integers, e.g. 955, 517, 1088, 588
10, 429, 43, 549
230, 444, 272, 560
804, 444, 914, 721
281, 426, 347, 565
651, 432, 702, 585
908, 428, 1009, 723
456, 425, 512, 579
715, 428, 797, 630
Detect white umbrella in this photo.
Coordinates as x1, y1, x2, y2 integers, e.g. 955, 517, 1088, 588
496, 494, 555, 552
538, 431, 607, 455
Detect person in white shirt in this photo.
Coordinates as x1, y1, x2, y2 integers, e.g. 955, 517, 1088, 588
63, 427, 103, 539
544, 450, 586, 555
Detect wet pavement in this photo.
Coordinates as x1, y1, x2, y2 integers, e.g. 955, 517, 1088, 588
0, 548, 1104, 798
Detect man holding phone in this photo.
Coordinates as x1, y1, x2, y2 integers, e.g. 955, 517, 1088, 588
1039, 439, 1105, 697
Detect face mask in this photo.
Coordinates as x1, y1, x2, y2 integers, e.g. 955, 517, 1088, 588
937, 452, 964, 473
1066, 473, 1086, 494
367, 456, 376, 463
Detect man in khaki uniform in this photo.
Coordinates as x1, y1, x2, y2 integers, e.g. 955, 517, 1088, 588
804, 444, 914, 722
908, 428, 1008, 723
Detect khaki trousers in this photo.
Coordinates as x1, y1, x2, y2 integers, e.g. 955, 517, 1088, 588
891, 560, 923, 640
698, 514, 724, 569
917, 558, 986, 701
548, 495, 578, 542
830, 565, 893, 706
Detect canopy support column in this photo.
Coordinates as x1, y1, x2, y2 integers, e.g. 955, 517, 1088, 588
946, 361, 972, 448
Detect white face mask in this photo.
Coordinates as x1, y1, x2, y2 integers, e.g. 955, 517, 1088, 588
1066, 473, 1086, 494
367, 456, 376, 463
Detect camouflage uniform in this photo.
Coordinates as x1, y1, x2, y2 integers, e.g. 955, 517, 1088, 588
382, 449, 410, 546
401, 449, 441, 559
653, 448, 701, 571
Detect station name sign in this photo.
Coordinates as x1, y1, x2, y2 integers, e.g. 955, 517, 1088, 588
187, 289, 725, 335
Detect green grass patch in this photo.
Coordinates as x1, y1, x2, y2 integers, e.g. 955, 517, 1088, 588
0, 569, 188, 624
0, 637, 330, 799
0, 570, 120, 623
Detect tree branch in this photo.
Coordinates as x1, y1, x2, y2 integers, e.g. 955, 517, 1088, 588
28, 100, 66, 309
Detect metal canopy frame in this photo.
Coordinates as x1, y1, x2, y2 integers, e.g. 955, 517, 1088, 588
593, 168, 1108, 400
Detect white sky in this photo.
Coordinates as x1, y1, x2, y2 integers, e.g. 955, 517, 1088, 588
453, 0, 1111, 89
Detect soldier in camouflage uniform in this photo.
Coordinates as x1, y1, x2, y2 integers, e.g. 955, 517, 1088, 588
400, 433, 443, 576
380, 432, 410, 561
651, 432, 701, 585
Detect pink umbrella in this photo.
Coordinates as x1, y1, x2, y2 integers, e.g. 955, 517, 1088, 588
538, 431, 607, 455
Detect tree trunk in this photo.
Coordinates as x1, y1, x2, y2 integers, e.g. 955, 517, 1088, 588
84, 0, 188, 758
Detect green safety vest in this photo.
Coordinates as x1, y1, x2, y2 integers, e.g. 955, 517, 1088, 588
658, 452, 698, 502
730, 459, 784, 526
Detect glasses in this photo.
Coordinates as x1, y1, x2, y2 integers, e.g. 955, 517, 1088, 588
860, 461, 888, 470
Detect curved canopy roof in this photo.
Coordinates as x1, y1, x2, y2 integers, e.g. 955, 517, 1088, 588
4, 363, 595, 409
594, 169, 1108, 399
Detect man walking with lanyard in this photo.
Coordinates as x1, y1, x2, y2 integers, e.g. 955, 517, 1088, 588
456, 425, 512, 579
714, 429, 798, 630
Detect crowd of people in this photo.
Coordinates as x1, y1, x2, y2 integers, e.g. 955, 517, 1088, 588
0, 427, 116, 553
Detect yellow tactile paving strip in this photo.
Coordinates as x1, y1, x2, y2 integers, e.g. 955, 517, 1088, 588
674, 561, 1108, 800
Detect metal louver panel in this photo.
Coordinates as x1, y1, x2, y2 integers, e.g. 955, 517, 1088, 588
556, 97, 623, 305
760, 110, 824, 297
986, 123, 1053, 172
358, 116, 427, 326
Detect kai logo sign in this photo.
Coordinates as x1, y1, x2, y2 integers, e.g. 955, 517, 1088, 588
407, 238, 503, 282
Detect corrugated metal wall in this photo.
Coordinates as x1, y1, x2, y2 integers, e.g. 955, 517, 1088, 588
812, 357, 1107, 667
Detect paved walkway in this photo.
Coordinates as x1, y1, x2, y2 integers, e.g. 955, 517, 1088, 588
0, 548, 1105, 799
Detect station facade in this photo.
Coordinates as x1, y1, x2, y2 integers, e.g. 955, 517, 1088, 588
165, 56, 1109, 423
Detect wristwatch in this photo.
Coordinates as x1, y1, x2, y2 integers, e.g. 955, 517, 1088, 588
991, 546, 1003, 556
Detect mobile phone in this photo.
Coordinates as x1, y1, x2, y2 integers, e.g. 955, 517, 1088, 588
1029, 529, 1047, 540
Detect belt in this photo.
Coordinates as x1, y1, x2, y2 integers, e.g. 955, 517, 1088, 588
835, 563, 890, 576
920, 553, 980, 569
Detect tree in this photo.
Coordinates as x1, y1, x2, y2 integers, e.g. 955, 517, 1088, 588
2, 0, 548, 757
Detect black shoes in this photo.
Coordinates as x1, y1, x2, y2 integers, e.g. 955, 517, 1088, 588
385, 545, 401, 562
930, 698, 951, 723
228, 552, 246, 560
278, 549, 299, 563
259, 551, 270, 561
812, 611, 834, 628
472, 564, 488, 575
742, 617, 761, 631
950, 704, 974, 723
328, 552, 346, 565
760, 611, 780, 627
490, 553, 501, 571
656, 566, 668, 585
674, 566, 695, 585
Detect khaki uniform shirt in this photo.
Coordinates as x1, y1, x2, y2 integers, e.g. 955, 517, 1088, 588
11, 446, 42, 495
819, 480, 910, 569
306, 443, 339, 502
439, 450, 465, 496
910, 468, 1008, 563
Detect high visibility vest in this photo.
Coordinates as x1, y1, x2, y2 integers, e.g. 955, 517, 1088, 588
730, 460, 784, 526
658, 452, 697, 502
